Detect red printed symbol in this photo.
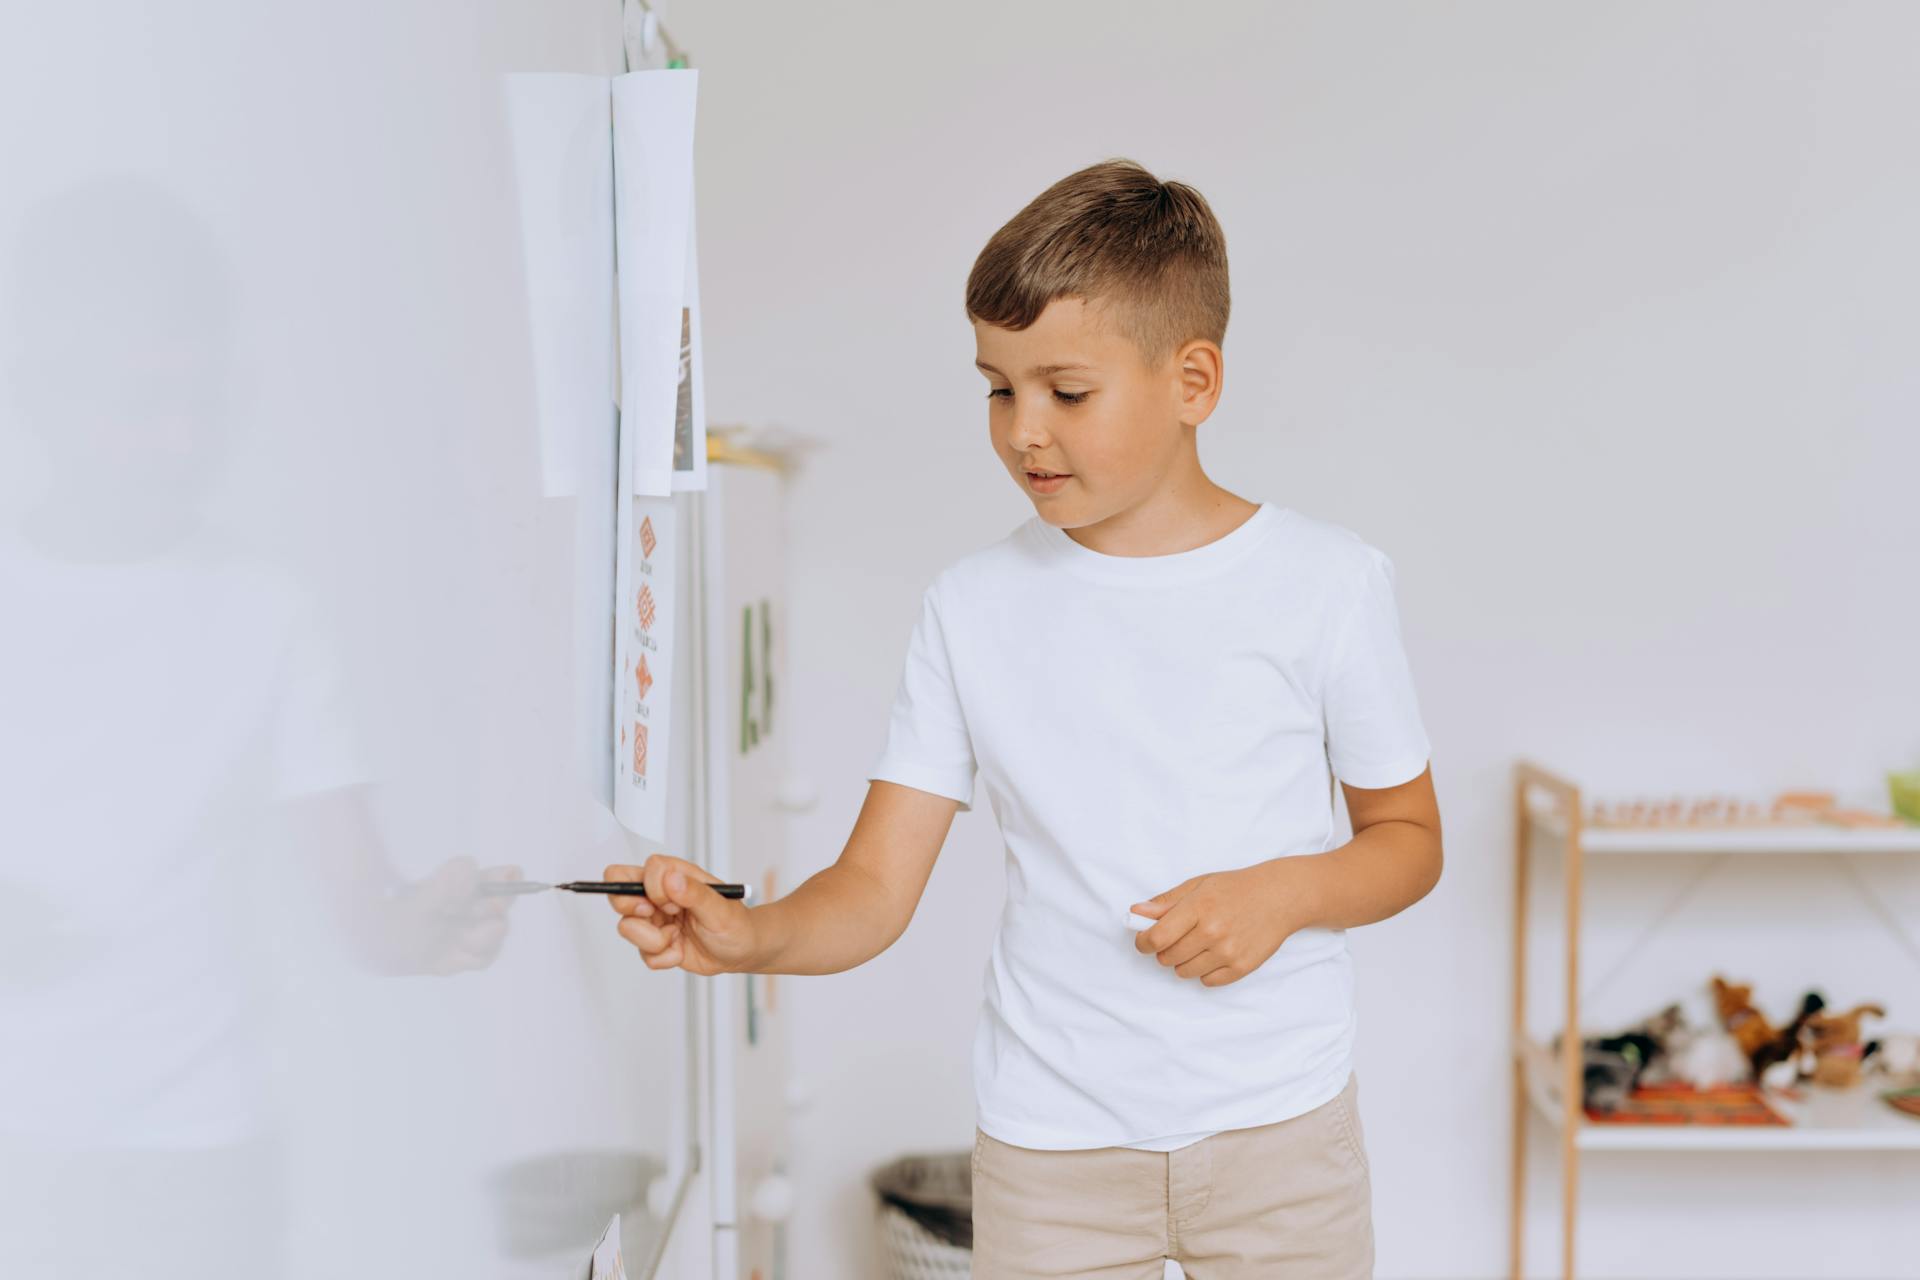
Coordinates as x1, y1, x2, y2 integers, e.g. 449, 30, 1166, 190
637, 583, 656, 632
634, 653, 653, 701
640, 516, 657, 559
632, 723, 648, 777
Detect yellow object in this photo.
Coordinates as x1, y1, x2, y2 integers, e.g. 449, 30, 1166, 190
1889, 770, 1920, 824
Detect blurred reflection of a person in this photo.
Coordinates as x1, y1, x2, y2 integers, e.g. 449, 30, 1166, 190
0, 178, 516, 1278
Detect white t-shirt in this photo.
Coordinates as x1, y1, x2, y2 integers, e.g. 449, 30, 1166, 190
867, 502, 1431, 1151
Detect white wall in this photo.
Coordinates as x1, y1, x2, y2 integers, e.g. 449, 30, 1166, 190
673, 3, 1920, 1276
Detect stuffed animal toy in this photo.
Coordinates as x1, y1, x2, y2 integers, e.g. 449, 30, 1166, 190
1569, 1004, 1689, 1111
1581, 1045, 1640, 1114
1800, 1002, 1887, 1088
1875, 1033, 1920, 1083
1753, 991, 1825, 1079
1712, 975, 1780, 1060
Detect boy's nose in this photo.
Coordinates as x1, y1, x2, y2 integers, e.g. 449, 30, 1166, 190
1008, 415, 1050, 450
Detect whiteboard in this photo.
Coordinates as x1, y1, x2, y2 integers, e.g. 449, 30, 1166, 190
0, 4, 713, 1277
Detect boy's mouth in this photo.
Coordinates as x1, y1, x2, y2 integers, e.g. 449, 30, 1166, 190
1025, 469, 1070, 493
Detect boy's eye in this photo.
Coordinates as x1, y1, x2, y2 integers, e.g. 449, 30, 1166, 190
984, 387, 1089, 404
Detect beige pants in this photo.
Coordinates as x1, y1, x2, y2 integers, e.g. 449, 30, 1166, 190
970, 1073, 1373, 1279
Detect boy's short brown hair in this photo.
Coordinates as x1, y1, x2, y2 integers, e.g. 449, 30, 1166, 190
965, 158, 1229, 365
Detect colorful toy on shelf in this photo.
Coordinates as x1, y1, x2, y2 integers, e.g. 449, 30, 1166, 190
1574, 1005, 1682, 1113
1711, 977, 1828, 1081
1800, 1002, 1887, 1088
1712, 976, 1781, 1060
1569, 979, 1904, 1120
1760, 992, 1826, 1081
1888, 769, 1920, 825
1569, 999, 1770, 1121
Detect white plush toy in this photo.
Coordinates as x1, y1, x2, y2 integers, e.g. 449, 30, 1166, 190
1670, 1027, 1752, 1089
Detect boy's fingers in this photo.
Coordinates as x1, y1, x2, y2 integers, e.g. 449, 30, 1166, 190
647, 855, 716, 917
1136, 903, 1196, 956
617, 915, 672, 952
1148, 877, 1201, 906
642, 855, 670, 914
604, 862, 646, 915
664, 868, 735, 930
1159, 930, 1211, 970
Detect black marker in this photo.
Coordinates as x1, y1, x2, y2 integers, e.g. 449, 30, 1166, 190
480, 879, 751, 900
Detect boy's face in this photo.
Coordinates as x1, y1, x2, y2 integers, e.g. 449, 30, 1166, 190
973, 295, 1197, 526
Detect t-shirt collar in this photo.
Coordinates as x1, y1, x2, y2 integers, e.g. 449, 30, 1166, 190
1027, 502, 1285, 586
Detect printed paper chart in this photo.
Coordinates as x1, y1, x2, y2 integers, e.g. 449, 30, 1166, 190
615, 497, 677, 838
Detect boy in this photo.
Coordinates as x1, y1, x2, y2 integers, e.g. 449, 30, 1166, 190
606, 158, 1442, 1279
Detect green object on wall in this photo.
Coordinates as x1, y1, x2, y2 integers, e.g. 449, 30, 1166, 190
740, 605, 757, 754
760, 599, 774, 737
740, 599, 777, 755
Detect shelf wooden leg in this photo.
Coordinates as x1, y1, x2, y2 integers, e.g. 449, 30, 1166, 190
1560, 774, 1583, 1280
1510, 766, 1531, 1280
1514, 761, 1584, 1279
1561, 1142, 1578, 1280
1510, 1055, 1527, 1279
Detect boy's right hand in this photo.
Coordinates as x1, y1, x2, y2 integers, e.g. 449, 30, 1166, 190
605, 854, 758, 976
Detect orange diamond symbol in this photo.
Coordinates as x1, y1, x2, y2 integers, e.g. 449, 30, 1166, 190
634, 653, 653, 701
636, 583, 656, 631
640, 516, 657, 559
632, 722, 648, 777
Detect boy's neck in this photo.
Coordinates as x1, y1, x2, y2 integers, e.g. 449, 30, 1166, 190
1060, 476, 1259, 559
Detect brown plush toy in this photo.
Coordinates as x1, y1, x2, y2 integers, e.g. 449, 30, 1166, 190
1801, 1002, 1886, 1088
1712, 975, 1780, 1060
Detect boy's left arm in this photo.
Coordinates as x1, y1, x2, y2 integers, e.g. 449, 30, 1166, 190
1131, 765, 1443, 986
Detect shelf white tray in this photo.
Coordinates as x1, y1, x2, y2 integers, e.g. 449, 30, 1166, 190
1516, 1038, 1920, 1151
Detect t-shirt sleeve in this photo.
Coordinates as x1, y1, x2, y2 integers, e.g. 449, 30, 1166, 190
867, 583, 976, 811
1321, 548, 1431, 789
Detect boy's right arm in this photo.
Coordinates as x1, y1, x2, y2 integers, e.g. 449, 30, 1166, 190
606, 779, 961, 976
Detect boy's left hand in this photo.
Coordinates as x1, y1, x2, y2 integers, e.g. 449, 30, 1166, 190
1130, 860, 1318, 987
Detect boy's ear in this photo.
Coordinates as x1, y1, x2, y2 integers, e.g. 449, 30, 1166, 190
1174, 338, 1223, 426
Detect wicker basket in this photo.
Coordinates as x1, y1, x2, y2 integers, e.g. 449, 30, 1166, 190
877, 1201, 973, 1278
871, 1150, 973, 1279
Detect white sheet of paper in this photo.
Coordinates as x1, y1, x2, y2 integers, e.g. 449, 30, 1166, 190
502, 73, 617, 499
611, 69, 698, 498
503, 72, 622, 811
589, 1212, 627, 1280
612, 492, 677, 838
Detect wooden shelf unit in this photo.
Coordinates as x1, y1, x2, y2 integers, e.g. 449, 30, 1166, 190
1509, 762, 1920, 1279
